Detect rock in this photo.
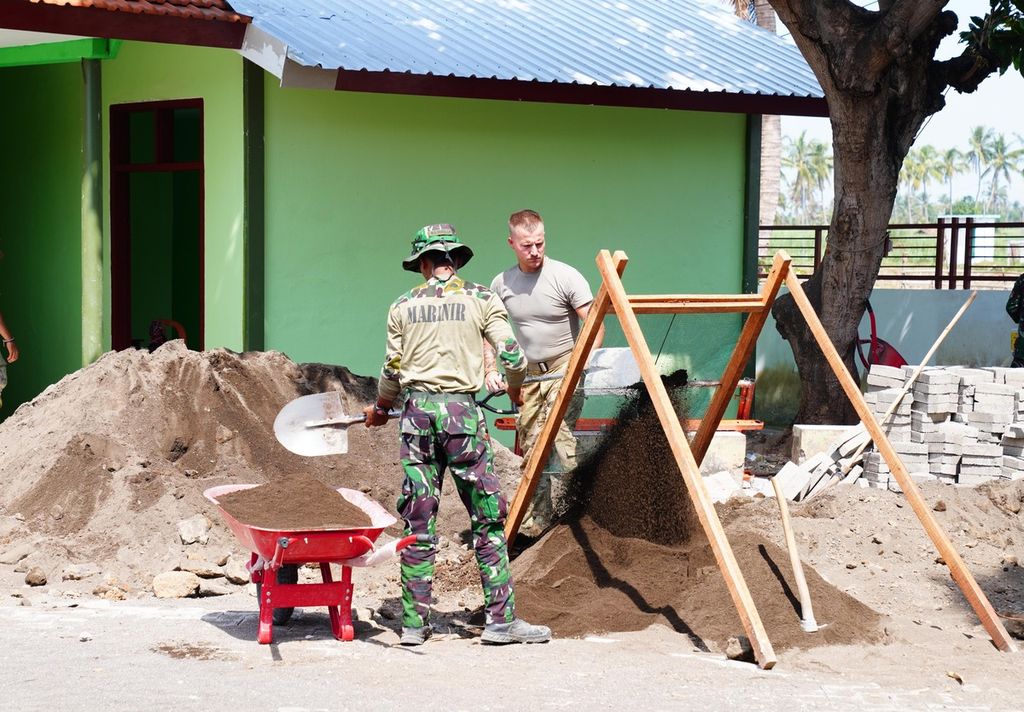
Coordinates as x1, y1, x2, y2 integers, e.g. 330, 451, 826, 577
62, 563, 102, 581
152, 571, 201, 598
0, 515, 22, 538
724, 635, 753, 661
24, 567, 47, 586
93, 583, 127, 601
933, 500, 947, 512
79, 633, 93, 642
0, 542, 33, 565
176, 515, 211, 545
198, 579, 233, 597
223, 557, 251, 585
1003, 554, 1019, 567
215, 425, 235, 444
179, 560, 223, 579
50, 505, 64, 521
846, 562, 858, 569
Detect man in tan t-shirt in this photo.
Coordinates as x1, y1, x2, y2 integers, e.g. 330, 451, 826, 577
365, 223, 550, 647
484, 209, 604, 535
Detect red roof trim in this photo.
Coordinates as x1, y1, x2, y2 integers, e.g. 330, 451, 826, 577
1, 1, 248, 48
334, 69, 830, 118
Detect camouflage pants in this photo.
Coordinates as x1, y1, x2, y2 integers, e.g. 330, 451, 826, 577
397, 392, 515, 628
517, 361, 583, 528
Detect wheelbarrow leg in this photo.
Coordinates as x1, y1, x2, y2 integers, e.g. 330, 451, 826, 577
257, 569, 275, 644
320, 563, 355, 641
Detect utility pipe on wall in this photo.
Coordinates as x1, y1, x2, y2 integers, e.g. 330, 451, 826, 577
81, 58, 103, 364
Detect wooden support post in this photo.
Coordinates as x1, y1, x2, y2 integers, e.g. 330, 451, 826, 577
690, 251, 790, 466
596, 250, 777, 670
503, 252, 625, 544
783, 270, 1017, 653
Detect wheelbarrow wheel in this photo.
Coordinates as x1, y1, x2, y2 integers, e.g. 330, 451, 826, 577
256, 563, 299, 625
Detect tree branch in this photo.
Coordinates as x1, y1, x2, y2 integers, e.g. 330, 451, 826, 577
863, 1, 949, 76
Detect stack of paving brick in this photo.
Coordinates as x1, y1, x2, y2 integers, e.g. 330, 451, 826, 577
860, 363, 1024, 487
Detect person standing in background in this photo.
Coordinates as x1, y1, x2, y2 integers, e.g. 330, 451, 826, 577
0, 309, 18, 408
484, 209, 604, 536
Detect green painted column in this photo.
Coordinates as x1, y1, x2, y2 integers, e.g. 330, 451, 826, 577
81, 58, 104, 363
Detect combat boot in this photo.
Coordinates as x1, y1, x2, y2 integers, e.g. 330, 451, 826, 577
481, 618, 551, 645
399, 625, 432, 646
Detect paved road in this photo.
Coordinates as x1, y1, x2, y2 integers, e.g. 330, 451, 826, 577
0, 591, 1017, 711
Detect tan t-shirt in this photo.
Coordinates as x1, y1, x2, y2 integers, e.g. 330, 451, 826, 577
377, 275, 526, 402
490, 258, 594, 363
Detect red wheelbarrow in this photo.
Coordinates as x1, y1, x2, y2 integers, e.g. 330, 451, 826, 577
205, 484, 427, 644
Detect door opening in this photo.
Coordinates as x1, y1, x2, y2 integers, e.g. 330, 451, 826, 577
110, 100, 204, 351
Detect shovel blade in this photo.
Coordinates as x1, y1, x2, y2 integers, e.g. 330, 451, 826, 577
274, 392, 352, 456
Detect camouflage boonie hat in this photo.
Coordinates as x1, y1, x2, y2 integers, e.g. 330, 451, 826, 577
402, 223, 474, 272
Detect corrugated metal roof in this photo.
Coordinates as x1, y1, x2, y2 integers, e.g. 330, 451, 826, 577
228, 0, 822, 99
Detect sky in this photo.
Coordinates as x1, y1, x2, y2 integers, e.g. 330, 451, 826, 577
778, 0, 1024, 204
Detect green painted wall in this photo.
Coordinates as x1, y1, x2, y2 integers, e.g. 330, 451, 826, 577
264, 83, 748, 422
102, 42, 245, 351
0, 63, 84, 419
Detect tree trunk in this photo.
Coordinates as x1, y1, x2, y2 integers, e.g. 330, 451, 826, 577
772, 89, 900, 423
768, 1, 950, 424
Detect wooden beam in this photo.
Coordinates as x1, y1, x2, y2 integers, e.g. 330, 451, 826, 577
503, 251, 625, 544
783, 270, 1017, 653
628, 294, 764, 304
690, 251, 790, 465
596, 250, 777, 670
626, 301, 764, 314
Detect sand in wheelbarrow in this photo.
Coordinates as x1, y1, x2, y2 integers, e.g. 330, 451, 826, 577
215, 472, 372, 531
512, 374, 884, 653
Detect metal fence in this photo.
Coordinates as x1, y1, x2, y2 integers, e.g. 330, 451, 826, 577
759, 219, 1024, 289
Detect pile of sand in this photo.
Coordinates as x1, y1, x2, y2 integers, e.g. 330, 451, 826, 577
512, 383, 884, 653
0, 342, 519, 593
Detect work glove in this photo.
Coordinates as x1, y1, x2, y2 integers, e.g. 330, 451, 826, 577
484, 370, 506, 394
363, 403, 391, 428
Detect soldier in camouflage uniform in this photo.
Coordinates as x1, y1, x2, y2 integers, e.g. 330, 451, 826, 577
364, 224, 551, 646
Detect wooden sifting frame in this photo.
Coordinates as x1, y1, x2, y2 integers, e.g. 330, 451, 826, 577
504, 249, 1016, 669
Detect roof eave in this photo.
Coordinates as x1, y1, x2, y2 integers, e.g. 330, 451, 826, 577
0, 2, 247, 50
330, 69, 828, 118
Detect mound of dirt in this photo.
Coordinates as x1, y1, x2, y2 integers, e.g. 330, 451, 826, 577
0, 342, 521, 593
512, 382, 883, 652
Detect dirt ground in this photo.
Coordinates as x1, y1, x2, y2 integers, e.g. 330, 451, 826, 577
1, 345, 1023, 709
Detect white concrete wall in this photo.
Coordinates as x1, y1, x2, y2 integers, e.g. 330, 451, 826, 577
754, 288, 1015, 423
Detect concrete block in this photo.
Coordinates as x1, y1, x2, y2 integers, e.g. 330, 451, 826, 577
791, 424, 853, 465
703, 470, 742, 504
774, 461, 811, 501
869, 364, 906, 380
696, 431, 746, 477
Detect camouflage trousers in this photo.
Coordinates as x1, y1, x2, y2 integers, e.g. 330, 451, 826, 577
517, 361, 583, 530
397, 392, 515, 628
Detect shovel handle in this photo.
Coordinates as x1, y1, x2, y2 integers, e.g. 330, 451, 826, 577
304, 410, 401, 429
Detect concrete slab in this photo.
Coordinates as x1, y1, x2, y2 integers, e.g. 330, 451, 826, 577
791, 424, 854, 464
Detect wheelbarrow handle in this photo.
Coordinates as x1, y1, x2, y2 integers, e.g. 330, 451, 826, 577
476, 390, 518, 415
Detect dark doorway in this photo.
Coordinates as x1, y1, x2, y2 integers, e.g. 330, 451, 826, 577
110, 100, 204, 351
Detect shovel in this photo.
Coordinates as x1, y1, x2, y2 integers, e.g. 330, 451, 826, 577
273, 391, 401, 457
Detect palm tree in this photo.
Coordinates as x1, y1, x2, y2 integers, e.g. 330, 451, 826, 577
915, 145, 944, 219
985, 133, 1024, 214
966, 126, 995, 205
939, 147, 967, 215
808, 139, 833, 222
782, 132, 817, 221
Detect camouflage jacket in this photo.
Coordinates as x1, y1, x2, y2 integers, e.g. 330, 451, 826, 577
377, 275, 525, 403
